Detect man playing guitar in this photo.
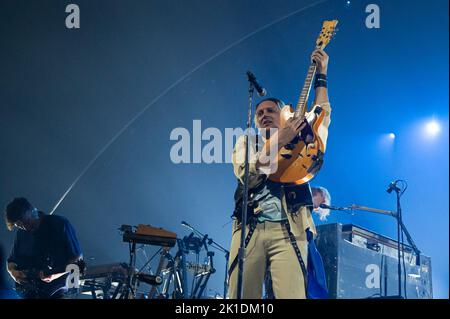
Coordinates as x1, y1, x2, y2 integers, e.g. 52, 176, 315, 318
4, 197, 84, 299
228, 48, 332, 298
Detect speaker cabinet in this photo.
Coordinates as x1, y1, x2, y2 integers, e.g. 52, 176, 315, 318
315, 223, 432, 299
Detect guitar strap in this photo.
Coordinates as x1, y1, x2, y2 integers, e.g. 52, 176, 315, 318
282, 220, 308, 295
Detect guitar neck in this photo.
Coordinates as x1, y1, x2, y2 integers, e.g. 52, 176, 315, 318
291, 19, 338, 118
294, 63, 317, 118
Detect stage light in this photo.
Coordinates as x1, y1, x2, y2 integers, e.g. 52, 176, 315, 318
378, 133, 396, 149
425, 120, 441, 137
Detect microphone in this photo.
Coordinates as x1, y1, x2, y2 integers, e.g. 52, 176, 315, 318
181, 221, 194, 231
319, 203, 345, 211
386, 180, 400, 194
246, 71, 267, 97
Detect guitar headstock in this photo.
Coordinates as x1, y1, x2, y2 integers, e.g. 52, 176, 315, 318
316, 20, 338, 49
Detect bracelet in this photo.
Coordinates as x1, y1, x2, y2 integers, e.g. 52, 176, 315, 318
314, 77, 327, 89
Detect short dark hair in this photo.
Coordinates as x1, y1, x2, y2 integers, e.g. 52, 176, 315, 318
255, 97, 285, 110
4, 197, 34, 231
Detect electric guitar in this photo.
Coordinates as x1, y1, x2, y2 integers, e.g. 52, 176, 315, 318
15, 260, 85, 299
269, 20, 338, 184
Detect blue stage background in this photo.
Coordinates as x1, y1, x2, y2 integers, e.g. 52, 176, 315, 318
0, 0, 448, 298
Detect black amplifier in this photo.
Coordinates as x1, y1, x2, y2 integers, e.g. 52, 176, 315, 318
315, 223, 432, 299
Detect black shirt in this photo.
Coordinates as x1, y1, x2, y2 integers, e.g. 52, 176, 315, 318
7, 213, 82, 298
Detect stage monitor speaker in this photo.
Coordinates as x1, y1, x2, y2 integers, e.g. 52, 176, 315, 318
315, 223, 432, 299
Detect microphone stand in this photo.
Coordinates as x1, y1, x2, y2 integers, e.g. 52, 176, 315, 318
394, 186, 403, 298
390, 185, 421, 298
182, 221, 230, 298
236, 75, 256, 299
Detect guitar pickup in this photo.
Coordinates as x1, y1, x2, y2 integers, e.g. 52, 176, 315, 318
284, 136, 300, 150
284, 143, 295, 150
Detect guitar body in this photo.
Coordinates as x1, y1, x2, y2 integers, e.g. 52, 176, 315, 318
269, 104, 326, 184
15, 275, 59, 299
14, 262, 83, 299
